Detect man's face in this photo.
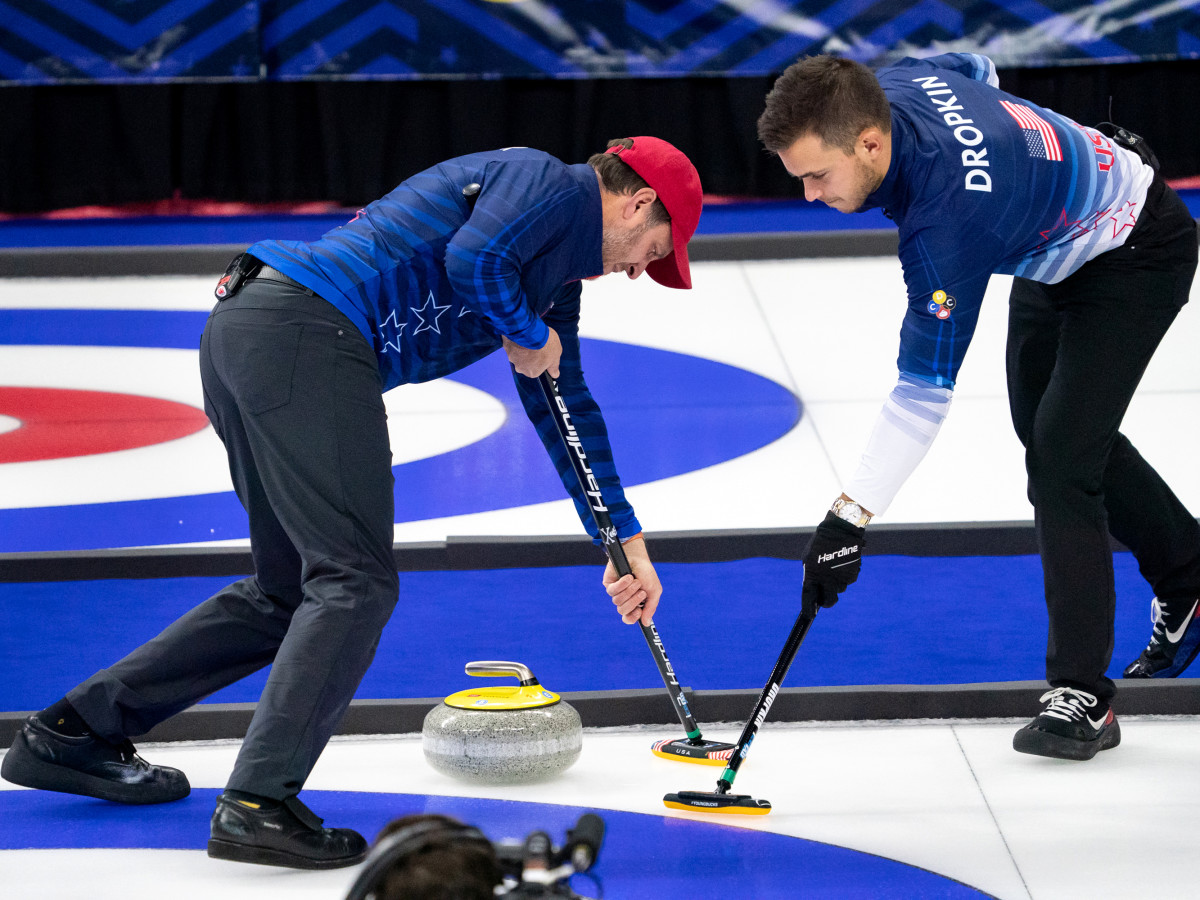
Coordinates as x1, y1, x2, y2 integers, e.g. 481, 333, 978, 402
778, 132, 884, 213
601, 219, 673, 280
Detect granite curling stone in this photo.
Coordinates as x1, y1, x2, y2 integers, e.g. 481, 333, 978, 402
422, 661, 582, 785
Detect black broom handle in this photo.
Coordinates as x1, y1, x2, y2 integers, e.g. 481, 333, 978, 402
716, 606, 816, 791
537, 372, 703, 739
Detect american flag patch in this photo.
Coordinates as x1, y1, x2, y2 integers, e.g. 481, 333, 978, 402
1000, 100, 1062, 161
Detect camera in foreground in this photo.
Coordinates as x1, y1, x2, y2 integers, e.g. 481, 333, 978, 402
345, 811, 606, 899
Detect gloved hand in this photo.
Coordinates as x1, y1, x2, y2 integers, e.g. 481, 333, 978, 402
802, 511, 866, 613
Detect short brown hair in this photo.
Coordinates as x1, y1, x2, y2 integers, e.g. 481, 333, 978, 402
757, 55, 891, 154
588, 139, 671, 227
370, 814, 500, 900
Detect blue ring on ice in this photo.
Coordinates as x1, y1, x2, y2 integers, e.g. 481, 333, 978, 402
0, 310, 799, 552
0, 788, 991, 897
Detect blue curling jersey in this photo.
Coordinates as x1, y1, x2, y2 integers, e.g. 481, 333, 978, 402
864, 53, 1153, 389
246, 148, 642, 541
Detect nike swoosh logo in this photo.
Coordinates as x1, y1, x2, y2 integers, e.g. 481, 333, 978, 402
1087, 710, 1110, 731
1165, 600, 1200, 644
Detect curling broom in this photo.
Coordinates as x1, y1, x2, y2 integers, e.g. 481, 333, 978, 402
664, 603, 819, 814
538, 372, 734, 766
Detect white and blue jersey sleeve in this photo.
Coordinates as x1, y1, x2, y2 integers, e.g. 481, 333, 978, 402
842, 53, 1154, 515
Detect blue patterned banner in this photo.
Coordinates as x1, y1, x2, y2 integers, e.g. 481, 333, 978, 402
2, 0, 1198, 84
0, 0, 260, 83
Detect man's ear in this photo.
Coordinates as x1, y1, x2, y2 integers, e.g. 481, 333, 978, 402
624, 186, 658, 221
858, 127, 887, 160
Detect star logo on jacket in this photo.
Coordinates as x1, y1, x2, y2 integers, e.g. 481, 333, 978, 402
1037, 207, 1088, 248
380, 310, 407, 354
412, 291, 452, 335
1104, 200, 1138, 239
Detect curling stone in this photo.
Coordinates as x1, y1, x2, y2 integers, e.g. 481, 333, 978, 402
422, 661, 582, 785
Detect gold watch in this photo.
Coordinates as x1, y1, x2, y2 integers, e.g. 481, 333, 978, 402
831, 498, 872, 528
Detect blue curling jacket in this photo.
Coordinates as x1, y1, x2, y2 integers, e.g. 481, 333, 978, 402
841, 53, 1152, 515
246, 148, 641, 541
866, 53, 1152, 389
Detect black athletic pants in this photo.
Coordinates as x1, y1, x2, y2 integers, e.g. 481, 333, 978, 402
1006, 175, 1200, 701
68, 277, 399, 799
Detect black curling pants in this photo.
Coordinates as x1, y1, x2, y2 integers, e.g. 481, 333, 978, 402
68, 278, 399, 799
1006, 175, 1200, 702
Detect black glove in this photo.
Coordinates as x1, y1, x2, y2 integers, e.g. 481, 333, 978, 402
802, 511, 866, 612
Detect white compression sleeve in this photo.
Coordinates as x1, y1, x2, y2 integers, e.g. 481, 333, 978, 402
841, 374, 954, 516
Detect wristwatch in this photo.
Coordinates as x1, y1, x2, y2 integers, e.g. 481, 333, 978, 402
831, 497, 872, 528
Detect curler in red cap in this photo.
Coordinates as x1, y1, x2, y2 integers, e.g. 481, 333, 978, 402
605, 137, 702, 289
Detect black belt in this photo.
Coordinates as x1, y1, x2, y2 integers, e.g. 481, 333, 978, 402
254, 264, 309, 291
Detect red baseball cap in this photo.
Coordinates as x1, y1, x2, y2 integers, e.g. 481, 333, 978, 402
605, 137, 702, 289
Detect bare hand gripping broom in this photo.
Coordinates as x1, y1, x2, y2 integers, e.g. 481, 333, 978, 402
537, 372, 734, 766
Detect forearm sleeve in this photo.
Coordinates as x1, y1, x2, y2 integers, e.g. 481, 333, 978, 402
841, 374, 954, 516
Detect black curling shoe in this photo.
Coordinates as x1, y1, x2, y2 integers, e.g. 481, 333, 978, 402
1123, 597, 1200, 679
208, 792, 368, 870
1, 715, 190, 804
1012, 687, 1120, 761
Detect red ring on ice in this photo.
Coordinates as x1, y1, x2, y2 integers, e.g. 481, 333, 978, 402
0, 387, 210, 463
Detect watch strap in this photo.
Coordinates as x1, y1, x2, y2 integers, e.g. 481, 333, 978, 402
831, 498, 872, 528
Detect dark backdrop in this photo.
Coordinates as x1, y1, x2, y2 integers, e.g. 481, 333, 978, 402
2, 61, 1197, 215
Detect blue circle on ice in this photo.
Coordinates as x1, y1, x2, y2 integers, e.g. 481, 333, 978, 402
0, 310, 799, 552
0, 788, 992, 898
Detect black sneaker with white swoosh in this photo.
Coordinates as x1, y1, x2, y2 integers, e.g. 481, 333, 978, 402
1013, 687, 1121, 761
1123, 596, 1200, 679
